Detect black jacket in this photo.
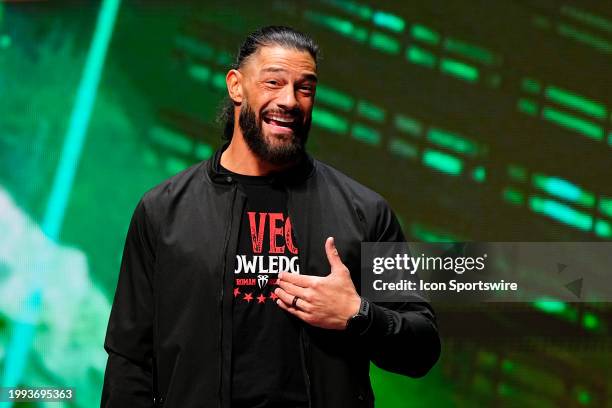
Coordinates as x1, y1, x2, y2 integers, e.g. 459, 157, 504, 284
101, 143, 441, 408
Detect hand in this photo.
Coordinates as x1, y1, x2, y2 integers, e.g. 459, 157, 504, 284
274, 236, 361, 330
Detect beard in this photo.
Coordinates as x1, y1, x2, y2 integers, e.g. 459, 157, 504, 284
238, 99, 311, 166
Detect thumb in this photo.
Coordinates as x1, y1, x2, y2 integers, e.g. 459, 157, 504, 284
325, 236, 344, 270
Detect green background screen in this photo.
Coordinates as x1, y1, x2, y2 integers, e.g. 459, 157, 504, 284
0, 0, 611, 406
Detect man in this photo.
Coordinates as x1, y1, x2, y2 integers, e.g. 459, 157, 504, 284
101, 26, 440, 408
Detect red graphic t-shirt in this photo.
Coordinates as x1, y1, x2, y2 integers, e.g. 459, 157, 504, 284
220, 164, 308, 408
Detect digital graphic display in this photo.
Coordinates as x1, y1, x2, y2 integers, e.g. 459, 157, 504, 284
0, 1, 610, 406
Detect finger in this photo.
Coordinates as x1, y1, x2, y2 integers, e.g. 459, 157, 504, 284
278, 271, 319, 288
277, 279, 310, 301
274, 287, 313, 312
276, 298, 311, 322
325, 236, 344, 269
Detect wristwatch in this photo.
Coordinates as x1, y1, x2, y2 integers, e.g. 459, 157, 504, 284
345, 297, 371, 335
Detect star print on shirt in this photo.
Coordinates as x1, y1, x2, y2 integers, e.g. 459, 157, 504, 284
236, 289, 284, 303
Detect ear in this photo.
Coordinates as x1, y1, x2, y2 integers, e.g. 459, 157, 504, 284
226, 69, 243, 104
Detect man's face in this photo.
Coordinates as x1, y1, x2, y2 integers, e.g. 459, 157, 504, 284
237, 45, 317, 166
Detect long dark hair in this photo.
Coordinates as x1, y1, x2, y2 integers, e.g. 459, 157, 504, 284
216, 26, 320, 140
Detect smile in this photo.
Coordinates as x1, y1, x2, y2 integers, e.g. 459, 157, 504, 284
263, 113, 297, 133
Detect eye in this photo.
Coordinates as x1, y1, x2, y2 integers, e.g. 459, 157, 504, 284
300, 85, 313, 91
266, 80, 279, 86
299, 85, 315, 95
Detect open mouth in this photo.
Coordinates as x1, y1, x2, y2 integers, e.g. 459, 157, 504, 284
262, 113, 297, 134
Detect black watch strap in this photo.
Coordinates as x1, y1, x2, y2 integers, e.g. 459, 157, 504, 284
357, 297, 370, 317
345, 297, 371, 335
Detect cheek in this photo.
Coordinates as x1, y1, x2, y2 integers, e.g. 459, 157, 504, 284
256, 96, 277, 115
301, 102, 314, 120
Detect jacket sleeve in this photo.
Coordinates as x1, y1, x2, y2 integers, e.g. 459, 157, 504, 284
101, 198, 156, 407
361, 199, 441, 378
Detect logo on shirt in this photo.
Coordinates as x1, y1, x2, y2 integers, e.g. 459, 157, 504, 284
234, 212, 300, 303
257, 275, 268, 289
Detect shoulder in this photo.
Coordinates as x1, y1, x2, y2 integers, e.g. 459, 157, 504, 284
311, 158, 401, 241
312, 158, 389, 209
138, 160, 208, 223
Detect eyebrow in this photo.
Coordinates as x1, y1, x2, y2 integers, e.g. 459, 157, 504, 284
260, 67, 318, 82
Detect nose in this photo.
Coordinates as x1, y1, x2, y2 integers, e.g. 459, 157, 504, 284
277, 85, 299, 112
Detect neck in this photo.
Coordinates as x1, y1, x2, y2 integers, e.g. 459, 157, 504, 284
220, 133, 298, 176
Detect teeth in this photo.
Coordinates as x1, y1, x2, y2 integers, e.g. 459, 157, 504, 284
268, 115, 294, 123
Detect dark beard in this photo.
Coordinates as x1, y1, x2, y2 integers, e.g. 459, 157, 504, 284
238, 100, 310, 166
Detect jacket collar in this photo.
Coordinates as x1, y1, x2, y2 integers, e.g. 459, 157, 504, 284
206, 141, 315, 186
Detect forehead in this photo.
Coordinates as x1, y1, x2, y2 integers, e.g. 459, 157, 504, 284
243, 45, 317, 76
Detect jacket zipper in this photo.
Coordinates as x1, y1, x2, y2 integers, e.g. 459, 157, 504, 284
218, 185, 238, 408
287, 189, 312, 408
299, 326, 312, 408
